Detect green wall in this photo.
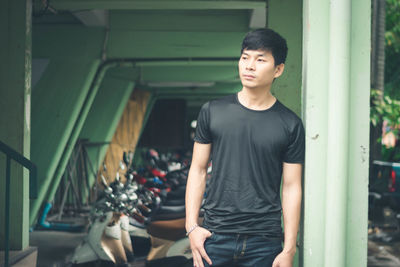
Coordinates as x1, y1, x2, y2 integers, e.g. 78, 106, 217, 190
269, 0, 303, 116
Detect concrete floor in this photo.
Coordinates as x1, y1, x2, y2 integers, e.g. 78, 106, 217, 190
368, 240, 400, 267
30, 230, 86, 267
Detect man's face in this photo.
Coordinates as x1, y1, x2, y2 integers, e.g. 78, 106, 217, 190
238, 49, 284, 90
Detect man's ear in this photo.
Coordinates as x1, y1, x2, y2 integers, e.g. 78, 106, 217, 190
274, 63, 285, 78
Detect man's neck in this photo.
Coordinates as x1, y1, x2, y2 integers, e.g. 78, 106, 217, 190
238, 86, 276, 111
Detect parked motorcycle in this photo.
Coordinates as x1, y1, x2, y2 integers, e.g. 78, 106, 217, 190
70, 148, 203, 267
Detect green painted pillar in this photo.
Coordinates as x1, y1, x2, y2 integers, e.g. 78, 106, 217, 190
78, 74, 135, 190
0, 0, 32, 250
30, 59, 100, 225
302, 0, 370, 266
43, 61, 107, 205
345, 1, 371, 265
30, 27, 105, 225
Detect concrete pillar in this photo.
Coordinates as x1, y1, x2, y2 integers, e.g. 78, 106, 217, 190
30, 58, 101, 225
0, 0, 32, 249
30, 26, 105, 225
302, 0, 370, 266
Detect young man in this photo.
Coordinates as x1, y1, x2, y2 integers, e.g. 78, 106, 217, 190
185, 29, 305, 267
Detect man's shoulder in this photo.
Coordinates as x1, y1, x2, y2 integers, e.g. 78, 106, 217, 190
211, 94, 236, 105
203, 94, 236, 110
274, 100, 303, 126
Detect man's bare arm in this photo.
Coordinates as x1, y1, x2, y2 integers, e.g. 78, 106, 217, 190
185, 142, 212, 267
273, 162, 302, 267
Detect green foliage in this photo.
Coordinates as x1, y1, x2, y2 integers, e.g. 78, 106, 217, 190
371, 89, 400, 161
385, 0, 400, 99
386, 0, 400, 52
371, 89, 400, 131
371, 1, 400, 161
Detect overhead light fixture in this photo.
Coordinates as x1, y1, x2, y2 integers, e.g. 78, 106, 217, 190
147, 82, 216, 88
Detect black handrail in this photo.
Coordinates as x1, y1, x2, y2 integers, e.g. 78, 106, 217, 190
0, 140, 37, 267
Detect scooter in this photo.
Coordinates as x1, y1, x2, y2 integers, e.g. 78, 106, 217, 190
70, 210, 128, 266
70, 149, 199, 266
125, 150, 212, 267
70, 172, 139, 266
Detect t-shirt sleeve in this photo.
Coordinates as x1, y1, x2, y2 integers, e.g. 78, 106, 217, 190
194, 102, 212, 144
283, 119, 305, 163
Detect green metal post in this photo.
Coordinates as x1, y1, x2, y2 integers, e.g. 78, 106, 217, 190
5, 157, 10, 266
0, 0, 32, 250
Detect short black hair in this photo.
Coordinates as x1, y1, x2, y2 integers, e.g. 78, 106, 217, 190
241, 28, 288, 65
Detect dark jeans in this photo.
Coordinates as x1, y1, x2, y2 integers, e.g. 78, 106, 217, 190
203, 232, 282, 267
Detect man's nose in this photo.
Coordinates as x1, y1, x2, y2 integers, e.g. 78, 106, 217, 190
246, 59, 256, 70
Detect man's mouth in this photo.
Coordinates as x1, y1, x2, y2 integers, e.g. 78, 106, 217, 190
243, 74, 256, 79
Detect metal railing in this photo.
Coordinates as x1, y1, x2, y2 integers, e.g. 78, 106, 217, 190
0, 140, 37, 267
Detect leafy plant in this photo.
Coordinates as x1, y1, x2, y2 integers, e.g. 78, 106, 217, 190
371, 89, 400, 161
371, 89, 400, 131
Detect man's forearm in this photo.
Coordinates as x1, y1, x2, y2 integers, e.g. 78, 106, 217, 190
185, 166, 207, 230
281, 182, 302, 254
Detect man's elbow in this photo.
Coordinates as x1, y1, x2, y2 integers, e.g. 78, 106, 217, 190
282, 177, 302, 192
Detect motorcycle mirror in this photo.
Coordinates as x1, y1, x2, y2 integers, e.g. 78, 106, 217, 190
123, 152, 129, 166
129, 151, 134, 164
117, 182, 124, 191
101, 175, 108, 188
131, 183, 138, 191
119, 193, 128, 202
119, 160, 125, 171
104, 186, 113, 195
128, 193, 138, 201
103, 163, 107, 172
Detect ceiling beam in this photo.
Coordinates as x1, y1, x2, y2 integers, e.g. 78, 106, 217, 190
73, 9, 108, 26
249, 6, 266, 28
135, 60, 238, 67
140, 82, 242, 93
50, 1, 266, 11
107, 31, 246, 58
109, 10, 250, 32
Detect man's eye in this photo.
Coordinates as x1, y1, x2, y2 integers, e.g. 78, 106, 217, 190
257, 59, 266, 62
242, 57, 248, 60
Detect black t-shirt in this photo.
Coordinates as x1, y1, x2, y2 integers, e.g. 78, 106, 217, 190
194, 93, 305, 238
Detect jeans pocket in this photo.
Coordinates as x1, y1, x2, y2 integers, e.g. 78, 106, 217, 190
258, 235, 283, 247
207, 231, 216, 241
